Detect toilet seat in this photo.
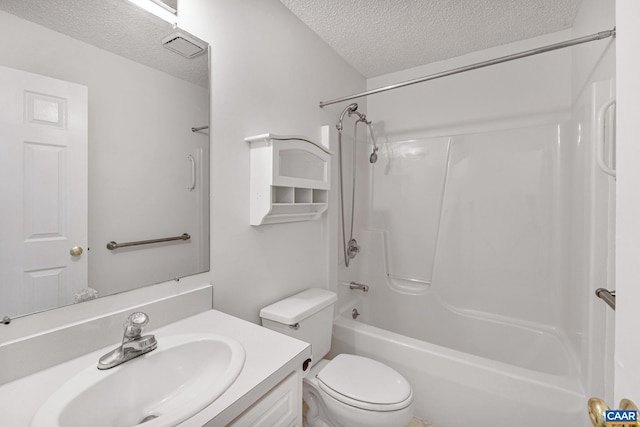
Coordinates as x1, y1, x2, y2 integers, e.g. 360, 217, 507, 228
316, 354, 413, 412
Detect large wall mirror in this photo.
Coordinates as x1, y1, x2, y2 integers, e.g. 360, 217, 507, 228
0, 0, 210, 320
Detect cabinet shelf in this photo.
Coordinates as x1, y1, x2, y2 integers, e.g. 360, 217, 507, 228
245, 128, 331, 225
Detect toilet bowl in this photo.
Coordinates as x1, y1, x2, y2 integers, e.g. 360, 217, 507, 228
260, 288, 414, 427
304, 356, 414, 427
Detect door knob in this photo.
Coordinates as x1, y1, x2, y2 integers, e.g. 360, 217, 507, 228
69, 246, 83, 256
588, 397, 639, 426
588, 398, 609, 426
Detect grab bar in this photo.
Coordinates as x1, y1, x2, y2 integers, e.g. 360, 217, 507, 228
596, 99, 616, 177
595, 288, 615, 311
107, 233, 190, 250
187, 155, 196, 191
191, 125, 209, 132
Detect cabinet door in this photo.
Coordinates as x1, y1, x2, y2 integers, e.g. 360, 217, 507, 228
229, 372, 301, 427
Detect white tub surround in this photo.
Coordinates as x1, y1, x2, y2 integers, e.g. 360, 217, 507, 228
331, 24, 614, 419
0, 309, 311, 426
341, 229, 580, 377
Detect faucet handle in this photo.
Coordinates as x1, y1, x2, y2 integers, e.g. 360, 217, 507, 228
123, 312, 149, 338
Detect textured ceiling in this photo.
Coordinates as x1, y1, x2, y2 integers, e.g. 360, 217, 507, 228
280, 0, 583, 78
0, 0, 208, 87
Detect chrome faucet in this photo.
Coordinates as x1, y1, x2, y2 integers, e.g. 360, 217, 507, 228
97, 312, 157, 370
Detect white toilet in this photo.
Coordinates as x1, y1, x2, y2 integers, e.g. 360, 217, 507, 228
260, 288, 414, 427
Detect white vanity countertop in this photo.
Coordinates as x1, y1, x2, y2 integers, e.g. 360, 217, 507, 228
0, 309, 311, 426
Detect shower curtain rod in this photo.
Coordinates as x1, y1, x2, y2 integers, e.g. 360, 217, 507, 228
319, 28, 616, 108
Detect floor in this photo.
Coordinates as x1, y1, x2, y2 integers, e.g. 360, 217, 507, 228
304, 400, 438, 426
407, 418, 440, 427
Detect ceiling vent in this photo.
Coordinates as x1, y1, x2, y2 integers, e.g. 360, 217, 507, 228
161, 32, 207, 58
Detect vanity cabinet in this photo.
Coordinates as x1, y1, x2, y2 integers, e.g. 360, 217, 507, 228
228, 372, 302, 427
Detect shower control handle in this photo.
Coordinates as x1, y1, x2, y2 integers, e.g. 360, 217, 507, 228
347, 238, 360, 259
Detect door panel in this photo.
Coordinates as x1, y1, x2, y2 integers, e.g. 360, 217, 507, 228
615, 0, 640, 404
0, 65, 87, 317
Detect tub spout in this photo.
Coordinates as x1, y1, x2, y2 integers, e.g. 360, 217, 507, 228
349, 282, 369, 292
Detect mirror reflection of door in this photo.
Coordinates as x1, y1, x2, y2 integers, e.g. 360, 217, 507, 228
0, 65, 88, 318
0, 2, 210, 320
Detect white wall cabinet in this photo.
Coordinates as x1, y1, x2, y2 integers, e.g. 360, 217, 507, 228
245, 128, 331, 225
228, 372, 302, 427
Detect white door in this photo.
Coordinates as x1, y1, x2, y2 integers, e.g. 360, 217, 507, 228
615, 0, 640, 406
0, 65, 88, 318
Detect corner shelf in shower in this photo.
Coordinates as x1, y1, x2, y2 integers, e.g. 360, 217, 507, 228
245, 127, 332, 225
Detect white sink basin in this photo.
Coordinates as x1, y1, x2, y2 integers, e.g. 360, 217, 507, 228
31, 333, 245, 427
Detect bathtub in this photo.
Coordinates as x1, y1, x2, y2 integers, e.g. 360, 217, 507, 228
330, 288, 589, 427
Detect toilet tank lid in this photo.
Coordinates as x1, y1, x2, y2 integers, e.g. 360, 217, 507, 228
260, 288, 337, 325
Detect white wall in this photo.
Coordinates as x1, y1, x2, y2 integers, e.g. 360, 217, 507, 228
0, 0, 363, 325
366, 31, 573, 140
614, 0, 640, 403
0, 11, 209, 300
572, 0, 616, 103
568, 0, 616, 400
179, 0, 365, 322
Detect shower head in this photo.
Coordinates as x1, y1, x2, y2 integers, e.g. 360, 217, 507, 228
337, 103, 359, 131
366, 121, 379, 164
336, 103, 379, 164
369, 146, 378, 164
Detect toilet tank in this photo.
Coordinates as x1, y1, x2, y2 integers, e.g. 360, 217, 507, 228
260, 288, 337, 365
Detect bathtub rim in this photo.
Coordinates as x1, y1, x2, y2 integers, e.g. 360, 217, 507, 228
336, 283, 582, 378
332, 310, 585, 397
